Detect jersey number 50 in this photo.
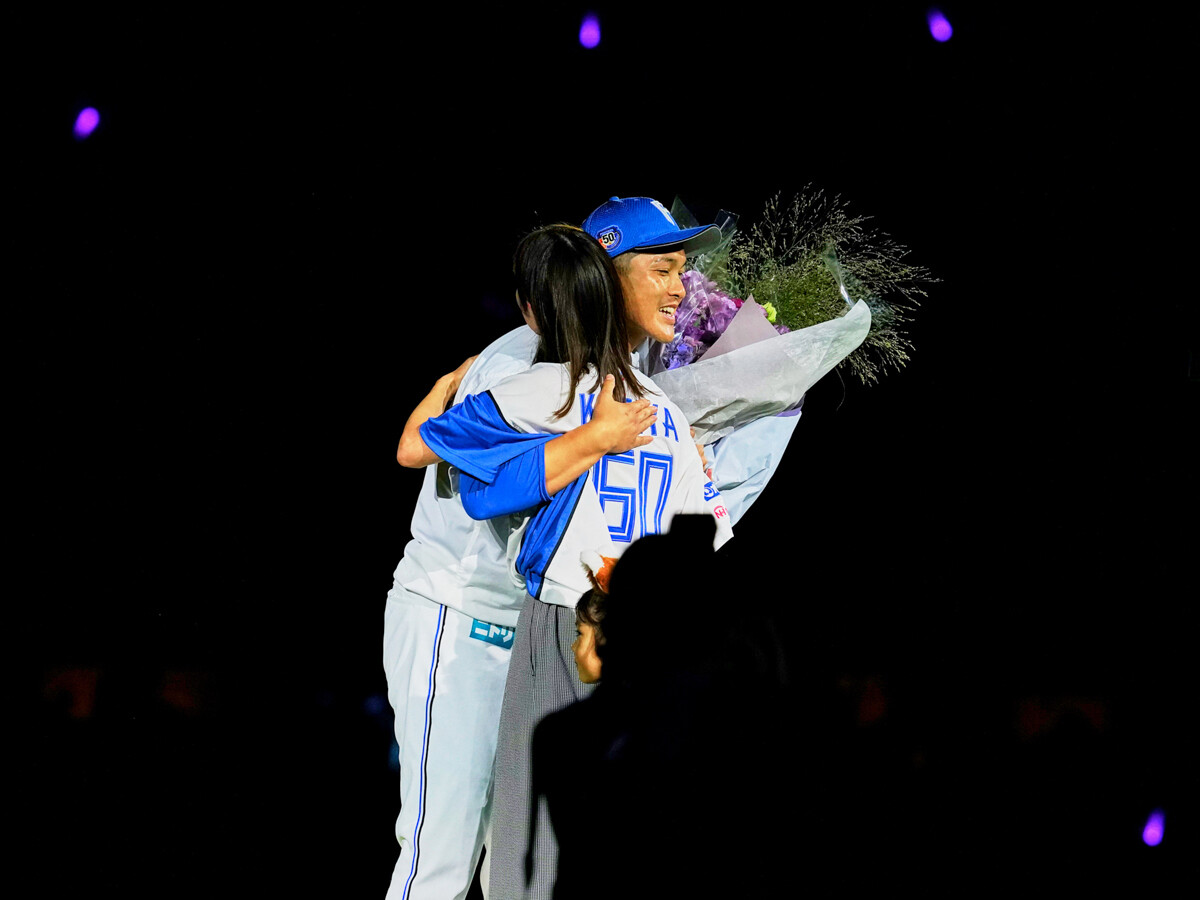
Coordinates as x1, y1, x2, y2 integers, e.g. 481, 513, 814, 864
592, 451, 674, 544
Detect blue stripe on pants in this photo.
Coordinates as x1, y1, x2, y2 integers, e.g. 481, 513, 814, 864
403, 604, 447, 898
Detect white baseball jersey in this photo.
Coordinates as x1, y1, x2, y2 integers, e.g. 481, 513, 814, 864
389, 327, 540, 629
384, 326, 792, 899
419, 363, 733, 607
391, 325, 794, 629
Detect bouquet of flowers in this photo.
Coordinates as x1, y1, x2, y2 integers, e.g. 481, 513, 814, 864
648, 189, 935, 443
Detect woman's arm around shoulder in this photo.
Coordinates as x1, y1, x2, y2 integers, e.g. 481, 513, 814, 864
396, 355, 478, 468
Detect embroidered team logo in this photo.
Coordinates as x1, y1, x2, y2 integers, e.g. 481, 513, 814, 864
713, 504, 729, 519
596, 226, 622, 253
650, 199, 677, 226
470, 619, 515, 649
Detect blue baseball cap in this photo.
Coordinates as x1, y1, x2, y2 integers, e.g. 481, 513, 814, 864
583, 196, 723, 258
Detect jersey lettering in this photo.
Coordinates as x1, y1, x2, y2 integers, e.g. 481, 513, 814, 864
579, 392, 597, 424
637, 452, 673, 537
580, 391, 665, 443
592, 450, 674, 543
660, 405, 679, 443
592, 451, 637, 542
470, 619, 516, 648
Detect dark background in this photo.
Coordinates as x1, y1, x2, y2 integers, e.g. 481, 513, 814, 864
16, 3, 1195, 896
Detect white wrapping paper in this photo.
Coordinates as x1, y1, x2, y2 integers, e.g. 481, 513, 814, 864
648, 298, 871, 444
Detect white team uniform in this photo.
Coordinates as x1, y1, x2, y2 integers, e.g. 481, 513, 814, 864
384, 328, 536, 900
382, 326, 795, 899
421, 363, 734, 597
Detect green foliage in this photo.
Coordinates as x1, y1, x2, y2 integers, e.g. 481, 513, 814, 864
715, 188, 937, 384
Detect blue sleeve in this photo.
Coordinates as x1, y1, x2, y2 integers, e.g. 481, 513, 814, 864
709, 412, 802, 524
419, 391, 554, 482
459, 446, 551, 519
516, 472, 591, 600
420, 390, 557, 520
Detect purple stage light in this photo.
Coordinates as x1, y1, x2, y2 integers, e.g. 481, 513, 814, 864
928, 9, 953, 42
1142, 809, 1165, 846
579, 13, 601, 49
74, 107, 100, 139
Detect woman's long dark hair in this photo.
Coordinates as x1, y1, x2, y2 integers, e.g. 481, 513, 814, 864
514, 224, 647, 419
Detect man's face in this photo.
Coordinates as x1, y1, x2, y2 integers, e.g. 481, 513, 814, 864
617, 249, 688, 346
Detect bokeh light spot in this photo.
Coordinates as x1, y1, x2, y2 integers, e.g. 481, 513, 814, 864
579, 14, 601, 49
1142, 809, 1165, 846
74, 107, 100, 139
927, 10, 953, 42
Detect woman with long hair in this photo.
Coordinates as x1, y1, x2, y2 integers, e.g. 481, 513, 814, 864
391, 223, 731, 900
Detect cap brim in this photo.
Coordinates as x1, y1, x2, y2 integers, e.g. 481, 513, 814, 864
632, 224, 724, 257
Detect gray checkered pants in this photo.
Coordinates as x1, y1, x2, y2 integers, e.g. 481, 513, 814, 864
486, 595, 595, 900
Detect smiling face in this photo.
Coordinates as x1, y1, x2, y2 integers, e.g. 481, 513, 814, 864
615, 248, 688, 347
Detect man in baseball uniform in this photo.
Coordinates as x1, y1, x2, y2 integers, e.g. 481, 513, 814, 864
383, 200, 800, 899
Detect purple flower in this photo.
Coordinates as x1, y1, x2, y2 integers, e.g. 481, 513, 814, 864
680, 269, 709, 294
663, 335, 700, 369
707, 298, 738, 334
667, 270, 747, 367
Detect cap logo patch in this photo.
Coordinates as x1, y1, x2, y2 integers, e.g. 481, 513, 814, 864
597, 226, 622, 252
650, 199, 677, 226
